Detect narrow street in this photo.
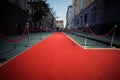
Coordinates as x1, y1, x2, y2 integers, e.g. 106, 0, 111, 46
0, 0, 120, 80
0, 32, 120, 80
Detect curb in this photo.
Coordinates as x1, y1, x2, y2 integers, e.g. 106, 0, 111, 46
71, 32, 120, 48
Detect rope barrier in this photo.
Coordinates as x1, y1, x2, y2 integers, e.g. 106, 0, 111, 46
66, 24, 117, 47
75, 27, 87, 33
0, 27, 27, 42
88, 26, 115, 38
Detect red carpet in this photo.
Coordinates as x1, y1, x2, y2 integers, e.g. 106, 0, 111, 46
0, 32, 120, 80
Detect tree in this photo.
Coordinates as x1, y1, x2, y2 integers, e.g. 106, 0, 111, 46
32, 0, 50, 22
26, 0, 50, 29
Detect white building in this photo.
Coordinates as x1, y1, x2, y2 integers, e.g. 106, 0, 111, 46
66, 5, 73, 29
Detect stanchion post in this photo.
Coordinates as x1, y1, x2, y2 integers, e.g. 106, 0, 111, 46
25, 22, 32, 47
39, 26, 41, 38
39, 26, 42, 40
84, 24, 89, 47
73, 28, 75, 36
110, 25, 117, 48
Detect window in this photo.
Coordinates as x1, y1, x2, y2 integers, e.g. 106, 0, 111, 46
77, 19, 79, 25
80, 0, 84, 9
84, 14, 88, 22
80, 16, 83, 24
91, 7, 96, 22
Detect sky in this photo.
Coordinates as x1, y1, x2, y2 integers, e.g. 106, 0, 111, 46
47, 0, 72, 27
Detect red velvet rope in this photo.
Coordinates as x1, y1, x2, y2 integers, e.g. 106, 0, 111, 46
48, 28, 54, 32
88, 27, 115, 38
75, 27, 87, 32
0, 27, 27, 42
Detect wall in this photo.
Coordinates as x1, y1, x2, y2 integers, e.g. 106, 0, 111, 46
66, 5, 73, 28
73, 0, 120, 35
0, 0, 27, 35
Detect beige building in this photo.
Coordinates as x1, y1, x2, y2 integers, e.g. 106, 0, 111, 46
72, 0, 80, 18
82, 0, 94, 9
66, 5, 73, 28
56, 20, 64, 29
72, 0, 94, 18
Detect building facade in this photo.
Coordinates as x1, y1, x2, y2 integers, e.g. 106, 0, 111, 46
8, 0, 26, 10
66, 5, 73, 29
72, 0, 80, 19
72, 0, 93, 19
56, 20, 64, 31
0, 0, 27, 35
72, 0, 120, 35
26, 0, 56, 32
41, 11, 56, 31
72, 0, 93, 28
56, 20, 64, 28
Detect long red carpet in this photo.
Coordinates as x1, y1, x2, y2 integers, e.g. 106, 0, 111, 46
0, 32, 120, 80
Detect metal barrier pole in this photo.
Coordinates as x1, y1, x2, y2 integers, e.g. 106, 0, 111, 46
25, 22, 32, 47
39, 26, 41, 38
39, 26, 43, 40
110, 25, 117, 48
73, 28, 75, 36
84, 24, 88, 47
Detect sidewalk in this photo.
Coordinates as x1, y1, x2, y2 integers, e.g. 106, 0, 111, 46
0, 32, 120, 80
0, 31, 119, 64
0, 32, 53, 64
65, 32, 120, 48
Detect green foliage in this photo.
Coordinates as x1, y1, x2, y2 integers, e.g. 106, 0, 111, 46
32, 0, 50, 21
